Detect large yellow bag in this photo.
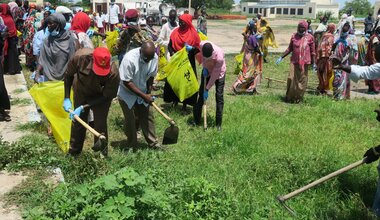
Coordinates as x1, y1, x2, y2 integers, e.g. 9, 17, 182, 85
29, 81, 72, 153
106, 30, 119, 56
165, 48, 199, 102
198, 32, 208, 41
156, 46, 168, 81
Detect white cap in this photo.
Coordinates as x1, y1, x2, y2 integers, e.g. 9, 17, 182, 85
56, 6, 73, 14
138, 18, 147, 26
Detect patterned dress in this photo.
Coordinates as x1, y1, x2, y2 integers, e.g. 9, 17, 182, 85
332, 33, 358, 100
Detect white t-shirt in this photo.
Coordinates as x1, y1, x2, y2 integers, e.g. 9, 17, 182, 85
96, 15, 103, 28
109, 4, 120, 24
101, 14, 108, 23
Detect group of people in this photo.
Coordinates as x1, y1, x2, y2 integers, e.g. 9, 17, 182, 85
272, 9, 380, 103
0, 0, 226, 156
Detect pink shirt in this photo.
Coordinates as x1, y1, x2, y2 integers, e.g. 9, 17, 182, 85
200, 41, 226, 90
284, 33, 315, 65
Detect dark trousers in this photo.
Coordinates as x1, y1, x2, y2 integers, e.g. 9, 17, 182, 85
119, 98, 158, 147
193, 74, 225, 127
68, 98, 111, 155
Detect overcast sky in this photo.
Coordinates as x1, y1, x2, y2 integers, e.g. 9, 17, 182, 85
234, 0, 377, 8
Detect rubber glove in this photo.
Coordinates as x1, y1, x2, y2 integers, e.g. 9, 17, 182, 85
202, 68, 209, 77
312, 64, 317, 72
276, 57, 283, 65
203, 90, 208, 101
363, 145, 380, 164
185, 43, 193, 52
63, 98, 72, 112
69, 105, 84, 120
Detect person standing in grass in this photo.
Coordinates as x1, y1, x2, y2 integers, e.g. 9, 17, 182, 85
63, 47, 120, 156
233, 33, 263, 95
117, 41, 162, 150
276, 20, 315, 103
331, 22, 358, 100
157, 9, 178, 60
193, 41, 225, 131
257, 18, 277, 63
316, 23, 335, 95
365, 24, 380, 94
197, 9, 207, 36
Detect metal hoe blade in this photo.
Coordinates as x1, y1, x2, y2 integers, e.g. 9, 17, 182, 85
276, 196, 297, 216
92, 136, 107, 152
162, 124, 179, 145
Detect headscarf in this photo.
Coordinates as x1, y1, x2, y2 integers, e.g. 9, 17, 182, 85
39, 13, 76, 80
49, 13, 66, 34
298, 20, 308, 29
8, 2, 17, 18
170, 14, 200, 51
327, 23, 336, 34
70, 12, 90, 33
0, 4, 16, 36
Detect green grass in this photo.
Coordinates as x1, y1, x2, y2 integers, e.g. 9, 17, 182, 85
2, 54, 380, 219
10, 97, 33, 106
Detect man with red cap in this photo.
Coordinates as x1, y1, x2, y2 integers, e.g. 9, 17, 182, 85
63, 47, 120, 156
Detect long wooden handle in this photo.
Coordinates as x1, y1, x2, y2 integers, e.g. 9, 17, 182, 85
279, 159, 365, 202
151, 102, 176, 126
203, 103, 207, 130
69, 109, 106, 139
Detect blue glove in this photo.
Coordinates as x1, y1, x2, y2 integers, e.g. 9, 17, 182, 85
312, 64, 317, 72
69, 105, 84, 120
63, 98, 72, 112
202, 68, 209, 77
203, 90, 208, 101
185, 44, 193, 52
276, 57, 283, 65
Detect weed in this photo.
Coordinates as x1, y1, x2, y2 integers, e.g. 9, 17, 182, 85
10, 97, 33, 106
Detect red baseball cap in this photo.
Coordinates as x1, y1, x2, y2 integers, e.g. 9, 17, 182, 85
125, 9, 138, 19
92, 47, 111, 76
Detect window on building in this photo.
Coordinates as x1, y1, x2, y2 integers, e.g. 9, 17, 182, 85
270, 7, 275, 14
259, 8, 262, 13
254, 8, 258, 14
249, 8, 253, 14
309, 7, 312, 13
283, 8, 288, 15
276, 8, 281, 14
243, 7, 246, 12
297, 8, 303, 15
290, 8, 296, 15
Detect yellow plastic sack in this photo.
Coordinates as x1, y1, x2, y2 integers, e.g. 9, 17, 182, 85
106, 30, 119, 56
234, 52, 244, 75
29, 81, 72, 153
156, 46, 168, 81
198, 32, 208, 41
165, 48, 199, 102
17, 30, 22, 37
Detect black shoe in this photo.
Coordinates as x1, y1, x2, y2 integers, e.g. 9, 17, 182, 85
0, 111, 11, 122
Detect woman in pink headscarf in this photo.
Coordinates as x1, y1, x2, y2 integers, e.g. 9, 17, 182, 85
276, 20, 315, 103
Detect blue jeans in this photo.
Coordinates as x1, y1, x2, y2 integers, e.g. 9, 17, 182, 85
373, 163, 380, 216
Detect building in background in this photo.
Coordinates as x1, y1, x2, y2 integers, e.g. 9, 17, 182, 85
240, 0, 339, 19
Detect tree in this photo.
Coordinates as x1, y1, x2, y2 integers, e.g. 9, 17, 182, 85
341, 0, 373, 17
164, 0, 233, 11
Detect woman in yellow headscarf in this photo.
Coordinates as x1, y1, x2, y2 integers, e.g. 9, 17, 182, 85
258, 18, 278, 63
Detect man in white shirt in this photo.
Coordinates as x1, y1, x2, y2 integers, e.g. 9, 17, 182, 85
333, 43, 380, 82
95, 12, 104, 33
109, 0, 120, 31
333, 43, 380, 217
157, 9, 178, 60
101, 12, 108, 31
117, 41, 161, 149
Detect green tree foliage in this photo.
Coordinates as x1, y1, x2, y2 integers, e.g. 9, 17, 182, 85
164, 0, 234, 11
341, 0, 373, 17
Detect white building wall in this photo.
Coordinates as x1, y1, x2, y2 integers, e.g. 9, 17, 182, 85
241, 1, 338, 19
